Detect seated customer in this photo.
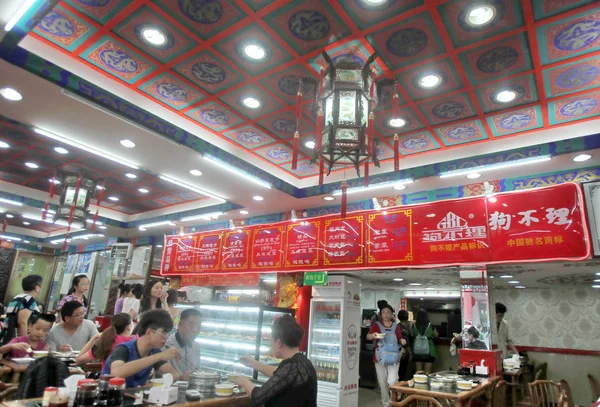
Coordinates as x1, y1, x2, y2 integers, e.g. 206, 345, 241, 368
235, 315, 317, 407
0, 314, 56, 358
164, 308, 201, 376
75, 313, 135, 370
451, 326, 488, 350
102, 309, 182, 388
47, 301, 98, 351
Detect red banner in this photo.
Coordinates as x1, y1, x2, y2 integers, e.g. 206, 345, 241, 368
160, 183, 590, 275
180, 273, 259, 287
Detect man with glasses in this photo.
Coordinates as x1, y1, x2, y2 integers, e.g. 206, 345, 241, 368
164, 308, 201, 376
47, 301, 99, 352
102, 309, 183, 388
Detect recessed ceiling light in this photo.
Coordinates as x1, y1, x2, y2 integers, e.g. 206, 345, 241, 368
243, 97, 261, 109
389, 118, 406, 128
418, 74, 442, 89
323, 196, 335, 201
593, 285, 600, 289
99, 226, 107, 230
467, 173, 481, 179
189, 169, 203, 176
500, 275, 513, 278
573, 154, 591, 162
0, 141, 10, 149
108, 196, 119, 202
23, 221, 30, 225
54, 147, 69, 154
364, 0, 387, 4
138, 188, 149, 194
120, 139, 136, 148
393, 278, 404, 281
0, 87, 22, 101
394, 184, 407, 191
6, 214, 14, 218
488, 196, 497, 203
409, 283, 422, 286
253, 195, 264, 201
240, 210, 249, 215
25, 162, 39, 169
305, 141, 316, 149
49, 178, 60, 185
24, 240, 30, 243
508, 281, 519, 284
425, 287, 435, 290
515, 286, 526, 289
125, 173, 137, 179
495, 90, 517, 103
594, 279, 600, 282
244, 44, 266, 60
467, 5, 496, 26
141, 27, 167, 46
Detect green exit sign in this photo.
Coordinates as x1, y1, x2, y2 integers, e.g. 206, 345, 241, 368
304, 272, 328, 286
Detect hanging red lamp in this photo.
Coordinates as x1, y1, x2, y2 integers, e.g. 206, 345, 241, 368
90, 180, 105, 233
291, 80, 304, 170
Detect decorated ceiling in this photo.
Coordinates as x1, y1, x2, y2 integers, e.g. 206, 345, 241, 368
24, 0, 600, 181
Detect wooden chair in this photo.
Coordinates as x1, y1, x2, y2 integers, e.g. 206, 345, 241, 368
558, 380, 575, 407
491, 380, 508, 407
518, 363, 549, 407
0, 382, 18, 402
557, 390, 571, 407
529, 380, 561, 407
589, 374, 600, 403
391, 394, 445, 407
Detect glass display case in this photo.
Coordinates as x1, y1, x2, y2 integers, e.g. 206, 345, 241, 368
180, 303, 294, 381
309, 300, 342, 384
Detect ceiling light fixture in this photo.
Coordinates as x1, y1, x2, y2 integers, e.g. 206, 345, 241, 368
5, 214, 14, 218
333, 179, 414, 196
0, 141, 9, 148
25, 162, 39, 169
35, 128, 139, 169
141, 27, 167, 46
4, 0, 35, 31
23, 221, 30, 225
592, 285, 600, 289
389, 118, 406, 128
0, 87, 23, 101
467, 5, 496, 26
515, 286, 526, 289
409, 283, 422, 286
98, 226, 107, 230
364, 0, 388, 4
243, 44, 266, 60
85, 219, 102, 225
24, 240, 30, 243
394, 184, 407, 191
108, 196, 119, 202
418, 74, 442, 89
138, 220, 175, 229
467, 173, 481, 179
323, 196, 335, 201
203, 154, 271, 189
253, 196, 264, 201
189, 169, 203, 176
125, 173, 137, 179
573, 154, 592, 162
240, 210, 249, 215
120, 139, 136, 148
439, 155, 552, 178
500, 275, 513, 278
305, 141, 316, 149
180, 211, 224, 222
508, 281, 520, 284
159, 174, 226, 202
393, 278, 404, 281
0, 234, 20, 241
0, 198, 23, 206
138, 188, 149, 194
54, 147, 69, 154
243, 97, 261, 109
495, 90, 517, 103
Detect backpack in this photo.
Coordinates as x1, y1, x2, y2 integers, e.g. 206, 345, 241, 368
413, 323, 431, 357
1, 295, 38, 345
16, 357, 70, 399
375, 322, 400, 366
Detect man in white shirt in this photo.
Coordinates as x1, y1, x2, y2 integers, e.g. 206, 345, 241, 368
492, 302, 519, 358
47, 301, 98, 351
164, 308, 201, 376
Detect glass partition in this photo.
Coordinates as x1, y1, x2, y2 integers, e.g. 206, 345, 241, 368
459, 268, 491, 350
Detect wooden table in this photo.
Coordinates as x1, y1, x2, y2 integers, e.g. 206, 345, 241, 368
0, 360, 102, 384
3, 394, 252, 407
503, 368, 524, 407
390, 376, 499, 407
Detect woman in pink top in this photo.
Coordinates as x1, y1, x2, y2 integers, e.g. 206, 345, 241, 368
75, 313, 135, 370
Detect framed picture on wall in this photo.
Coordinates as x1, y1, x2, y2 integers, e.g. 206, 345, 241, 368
582, 181, 600, 257
4, 251, 57, 310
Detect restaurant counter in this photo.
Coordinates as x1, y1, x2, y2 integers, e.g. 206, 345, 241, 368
4, 394, 253, 407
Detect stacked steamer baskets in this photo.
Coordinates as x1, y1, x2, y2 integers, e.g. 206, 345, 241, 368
188, 370, 221, 398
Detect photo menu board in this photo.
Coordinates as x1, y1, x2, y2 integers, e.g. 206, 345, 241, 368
161, 183, 590, 275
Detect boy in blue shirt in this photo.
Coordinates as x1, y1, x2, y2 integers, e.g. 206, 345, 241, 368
102, 309, 182, 388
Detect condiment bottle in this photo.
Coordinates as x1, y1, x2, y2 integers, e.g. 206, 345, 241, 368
49, 388, 69, 407
74, 383, 98, 407
42, 387, 58, 407
97, 375, 113, 407
107, 378, 126, 407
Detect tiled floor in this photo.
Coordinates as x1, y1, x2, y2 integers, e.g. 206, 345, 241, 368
358, 388, 383, 407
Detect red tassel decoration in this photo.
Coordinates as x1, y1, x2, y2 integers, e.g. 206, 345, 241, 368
341, 181, 348, 219
90, 181, 106, 233
49, 172, 56, 198
394, 134, 400, 172
62, 229, 69, 252
42, 200, 50, 221
364, 160, 369, 187
2, 220, 7, 233
292, 131, 300, 170
318, 158, 325, 186
367, 112, 375, 156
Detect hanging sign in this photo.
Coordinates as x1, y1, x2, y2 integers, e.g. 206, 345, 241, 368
160, 183, 590, 275
303, 272, 328, 286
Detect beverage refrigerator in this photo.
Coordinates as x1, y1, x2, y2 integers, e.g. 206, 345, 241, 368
307, 275, 361, 407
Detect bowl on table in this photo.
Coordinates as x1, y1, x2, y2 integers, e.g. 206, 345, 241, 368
215, 384, 235, 397
32, 351, 48, 359
414, 374, 428, 384
457, 380, 474, 391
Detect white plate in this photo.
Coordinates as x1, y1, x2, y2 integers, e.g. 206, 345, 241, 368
11, 357, 35, 364
215, 393, 233, 397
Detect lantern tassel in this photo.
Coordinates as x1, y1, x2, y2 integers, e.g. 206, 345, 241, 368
2, 220, 7, 233
90, 211, 99, 233
42, 200, 49, 221
292, 131, 300, 170
394, 134, 400, 172
315, 109, 323, 150
341, 180, 348, 219
318, 158, 325, 186
91, 181, 106, 233
364, 161, 369, 187
367, 112, 375, 156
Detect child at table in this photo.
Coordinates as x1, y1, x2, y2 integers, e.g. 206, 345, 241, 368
0, 314, 56, 358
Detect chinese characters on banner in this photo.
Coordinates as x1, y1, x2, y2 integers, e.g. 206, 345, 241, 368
487, 184, 588, 261
180, 273, 260, 287
284, 220, 320, 268
221, 230, 250, 270
160, 183, 590, 275
323, 215, 365, 268
367, 209, 412, 265
251, 226, 284, 270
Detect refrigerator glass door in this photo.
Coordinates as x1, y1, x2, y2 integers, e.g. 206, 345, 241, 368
309, 300, 342, 385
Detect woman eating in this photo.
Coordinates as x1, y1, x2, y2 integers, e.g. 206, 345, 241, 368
235, 315, 317, 407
